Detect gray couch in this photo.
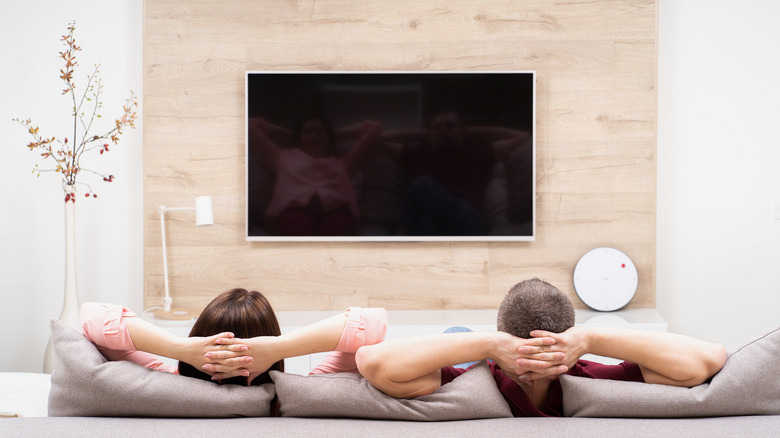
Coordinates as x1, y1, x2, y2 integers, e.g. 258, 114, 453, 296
4, 321, 779, 438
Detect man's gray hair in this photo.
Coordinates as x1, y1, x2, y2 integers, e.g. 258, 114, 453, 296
497, 278, 575, 339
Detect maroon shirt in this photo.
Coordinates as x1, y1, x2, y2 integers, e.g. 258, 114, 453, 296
400, 140, 495, 208
441, 360, 645, 417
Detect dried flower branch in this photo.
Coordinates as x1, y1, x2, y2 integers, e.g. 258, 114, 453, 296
13, 21, 137, 203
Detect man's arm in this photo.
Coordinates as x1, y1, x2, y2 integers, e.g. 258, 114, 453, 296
354, 331, 565, 399
529, 327, 727, 387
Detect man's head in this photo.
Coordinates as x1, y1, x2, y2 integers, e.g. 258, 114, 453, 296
426, 111, 465, 150
497, 278, 575, 339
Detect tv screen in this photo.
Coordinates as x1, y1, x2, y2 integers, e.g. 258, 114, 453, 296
246, 71, 535, 242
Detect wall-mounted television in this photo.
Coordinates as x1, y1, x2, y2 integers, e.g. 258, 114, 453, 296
246, 71, 535, 242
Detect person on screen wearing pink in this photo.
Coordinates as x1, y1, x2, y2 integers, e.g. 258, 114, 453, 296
81, 288, 388, 386
248, 115, 381, 236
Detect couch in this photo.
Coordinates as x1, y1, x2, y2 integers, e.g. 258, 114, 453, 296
2, 321, 779, 438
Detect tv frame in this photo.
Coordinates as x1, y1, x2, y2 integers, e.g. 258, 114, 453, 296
245, 70, 536, 243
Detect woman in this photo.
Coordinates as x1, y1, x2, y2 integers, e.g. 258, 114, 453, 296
248, 116, 381, 236
81, 288, 387, 386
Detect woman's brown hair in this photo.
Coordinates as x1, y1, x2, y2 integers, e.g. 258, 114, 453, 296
178, 288, 284, 385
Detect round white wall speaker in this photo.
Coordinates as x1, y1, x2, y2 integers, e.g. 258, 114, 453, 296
573, 247, 637, 312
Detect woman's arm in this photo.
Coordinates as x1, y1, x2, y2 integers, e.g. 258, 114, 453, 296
354, 331, 564, 398
80, 302, 235, 373
204, 308, 387, 380
247, 117, 282, 171
334, 120, 403, 163
123, 317, 237, 373
374, 127, 425, 160
528, 327, 727, 387
342, 121, 382, 175
253, 117, 293, 144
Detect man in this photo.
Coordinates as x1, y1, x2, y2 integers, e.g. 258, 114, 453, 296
383, 111, 530, 235
354, 278, 726, 417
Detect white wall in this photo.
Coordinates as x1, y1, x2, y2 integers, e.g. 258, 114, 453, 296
657, 0, 780, 351
0, 1, 143, 371
1, 1, 778, 373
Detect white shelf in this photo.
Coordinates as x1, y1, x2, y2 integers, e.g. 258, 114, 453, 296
575, 308, 668, 331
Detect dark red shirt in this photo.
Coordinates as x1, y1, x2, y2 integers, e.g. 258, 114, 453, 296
441, 360, 645, 417
400, 140, 495, 208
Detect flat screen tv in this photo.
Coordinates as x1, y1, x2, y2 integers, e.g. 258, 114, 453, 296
246, 71, 535, 242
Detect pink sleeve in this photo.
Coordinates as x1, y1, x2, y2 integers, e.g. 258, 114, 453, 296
80, 302, 178, 373
309, 307, 387, 375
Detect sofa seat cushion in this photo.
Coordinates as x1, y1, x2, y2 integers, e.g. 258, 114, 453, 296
271, 360, 512, 421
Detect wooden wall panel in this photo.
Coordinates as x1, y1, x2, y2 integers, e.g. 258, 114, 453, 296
144, 0, 657, 312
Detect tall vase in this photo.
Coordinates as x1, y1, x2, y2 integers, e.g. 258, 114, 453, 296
43, 184, 82, 373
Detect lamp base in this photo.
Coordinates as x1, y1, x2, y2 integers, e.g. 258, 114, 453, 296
153, 307, 201, 321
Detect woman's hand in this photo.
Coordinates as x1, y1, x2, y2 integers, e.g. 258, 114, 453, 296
345, 120, 383, 175
355, 120, 382, 147
176, 332, 237, 374
361, 120, 382, 134
202, 336, 280, 383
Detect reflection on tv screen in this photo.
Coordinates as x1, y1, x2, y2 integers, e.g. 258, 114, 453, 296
246, 72, 535, 241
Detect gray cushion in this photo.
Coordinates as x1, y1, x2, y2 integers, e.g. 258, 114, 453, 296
561, 326, 780, 418
47, 319, 275, 417
271, 360, 512, 420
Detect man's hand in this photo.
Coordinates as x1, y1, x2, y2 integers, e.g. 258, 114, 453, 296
528, 326, 589, 371
510, 326, 590, 383
491, 331, 568, 385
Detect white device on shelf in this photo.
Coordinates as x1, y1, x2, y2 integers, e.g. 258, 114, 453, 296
573, 247, 637, 312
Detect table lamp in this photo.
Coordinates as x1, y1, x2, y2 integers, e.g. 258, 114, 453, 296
155, 196, 213, 320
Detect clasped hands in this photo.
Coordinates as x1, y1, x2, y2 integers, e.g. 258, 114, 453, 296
195, 335, 280, 385
495, 327, 587, 386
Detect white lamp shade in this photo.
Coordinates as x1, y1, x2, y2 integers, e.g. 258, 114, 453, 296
195, 196, 214, 226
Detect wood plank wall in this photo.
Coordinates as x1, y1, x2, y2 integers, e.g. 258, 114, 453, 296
143, 0, 657, 312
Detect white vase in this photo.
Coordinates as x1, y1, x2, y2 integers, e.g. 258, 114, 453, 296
43, 184, 82, 373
